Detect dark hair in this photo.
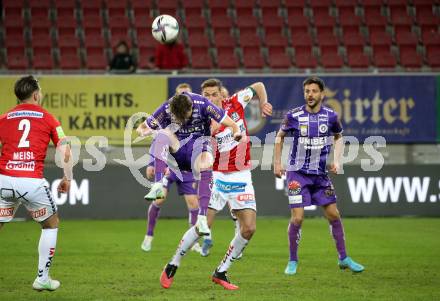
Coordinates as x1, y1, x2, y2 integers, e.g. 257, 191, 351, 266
303, 76, 325, 91
116, 41, 129, 49
169, 94, 193, 124
14, 75, 40, 101
201, 78, 222, 91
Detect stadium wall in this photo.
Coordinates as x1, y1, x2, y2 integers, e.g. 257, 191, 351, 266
1, 74, 439, 219
13, 164, 440, 219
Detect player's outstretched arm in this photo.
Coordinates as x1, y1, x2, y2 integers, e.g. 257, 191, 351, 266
56, 141, 73, 193
136, 122, 154, 137
220, 115, 242, 142
329, 133, 343, 174
250, 82, 272, 117
274, 130, 286, 178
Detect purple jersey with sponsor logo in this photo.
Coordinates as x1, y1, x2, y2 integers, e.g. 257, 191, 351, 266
145, 92, 226, 139
280, 105, 342, 175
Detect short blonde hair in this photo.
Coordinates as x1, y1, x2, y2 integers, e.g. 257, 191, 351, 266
175, 83, 192, 94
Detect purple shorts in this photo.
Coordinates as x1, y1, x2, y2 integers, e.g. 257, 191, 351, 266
163, 170, 197, 196
286, 171, 337, 208
171, 136, 211, 171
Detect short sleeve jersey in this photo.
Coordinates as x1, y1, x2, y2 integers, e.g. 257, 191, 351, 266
0, 103, 66, 178
280, 105, 342, 175
145, 92, 226, 140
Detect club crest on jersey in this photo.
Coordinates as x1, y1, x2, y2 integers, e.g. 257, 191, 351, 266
300, 125, 308, 136
288, 181, 301, 195
231, 112, 240, 122
319, 124, 328, 134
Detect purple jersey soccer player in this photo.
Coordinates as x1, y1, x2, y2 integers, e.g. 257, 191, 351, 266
140, 84, 202, 254
274, 76, 364, 275
136, 91, 242, 289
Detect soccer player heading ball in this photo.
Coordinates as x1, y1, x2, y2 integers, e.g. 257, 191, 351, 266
141, 83, 202, 254
274, 76, 364, 275
0, 75, 73, 291
136, 88, 243, 288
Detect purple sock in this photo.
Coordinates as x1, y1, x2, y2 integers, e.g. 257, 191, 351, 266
146, 202, 161, 236
188, 208, 199, 226
197, 170, 212, 216
329, 219, 347, 260
288, 223, 301, 262
154, 158, 166, 182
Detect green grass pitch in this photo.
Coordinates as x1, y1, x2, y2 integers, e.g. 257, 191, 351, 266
1, 218, 439, 301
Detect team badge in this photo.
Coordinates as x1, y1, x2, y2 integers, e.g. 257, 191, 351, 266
300, 125, 308, 136
288, 181, 301, 195
231, 112, 240, 122
325, 186, 335, 196
319, 124, 328, 134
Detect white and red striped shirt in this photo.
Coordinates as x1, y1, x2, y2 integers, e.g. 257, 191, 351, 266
212, 87, 255, 173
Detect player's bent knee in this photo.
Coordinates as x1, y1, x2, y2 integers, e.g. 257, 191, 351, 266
241, 224, 256, 240
41, 213, 59, 229
291, 216, 304, 226
146, 167, 155, 180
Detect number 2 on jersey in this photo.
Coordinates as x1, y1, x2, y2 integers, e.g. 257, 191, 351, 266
18, 119, 31, 148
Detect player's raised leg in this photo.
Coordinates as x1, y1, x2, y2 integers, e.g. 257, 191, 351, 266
144, 131, 179, 201
194, 151, 214, 236
212, 208, 256, 290
324, 203, 364, 273
33, 213, 60, 291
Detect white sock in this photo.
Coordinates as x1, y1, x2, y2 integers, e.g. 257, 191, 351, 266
37, 228, 58, 282
170, 226, 200, 266
217, 232, 248, 273
234, 219, 240, 236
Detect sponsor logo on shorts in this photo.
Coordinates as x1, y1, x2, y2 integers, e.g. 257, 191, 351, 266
237, 194, 255, 201
0, 207, 14, 217
289, 195, 303, 204
288, 181, 301, 195
5, 160, 35, 171
30, 208, 47, 219
7, 110, 43, 119
215, 180, 246, 193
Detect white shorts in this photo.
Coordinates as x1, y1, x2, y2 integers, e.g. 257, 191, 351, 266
208, 170, 256, 212
0, 174, 57, 223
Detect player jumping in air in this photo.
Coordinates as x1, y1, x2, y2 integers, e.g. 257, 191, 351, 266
136, 90, 242, 289
141, 83, 201, 253
0, 75, 72, 291
201, 78, 272, 289
274, 76, 364, 275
